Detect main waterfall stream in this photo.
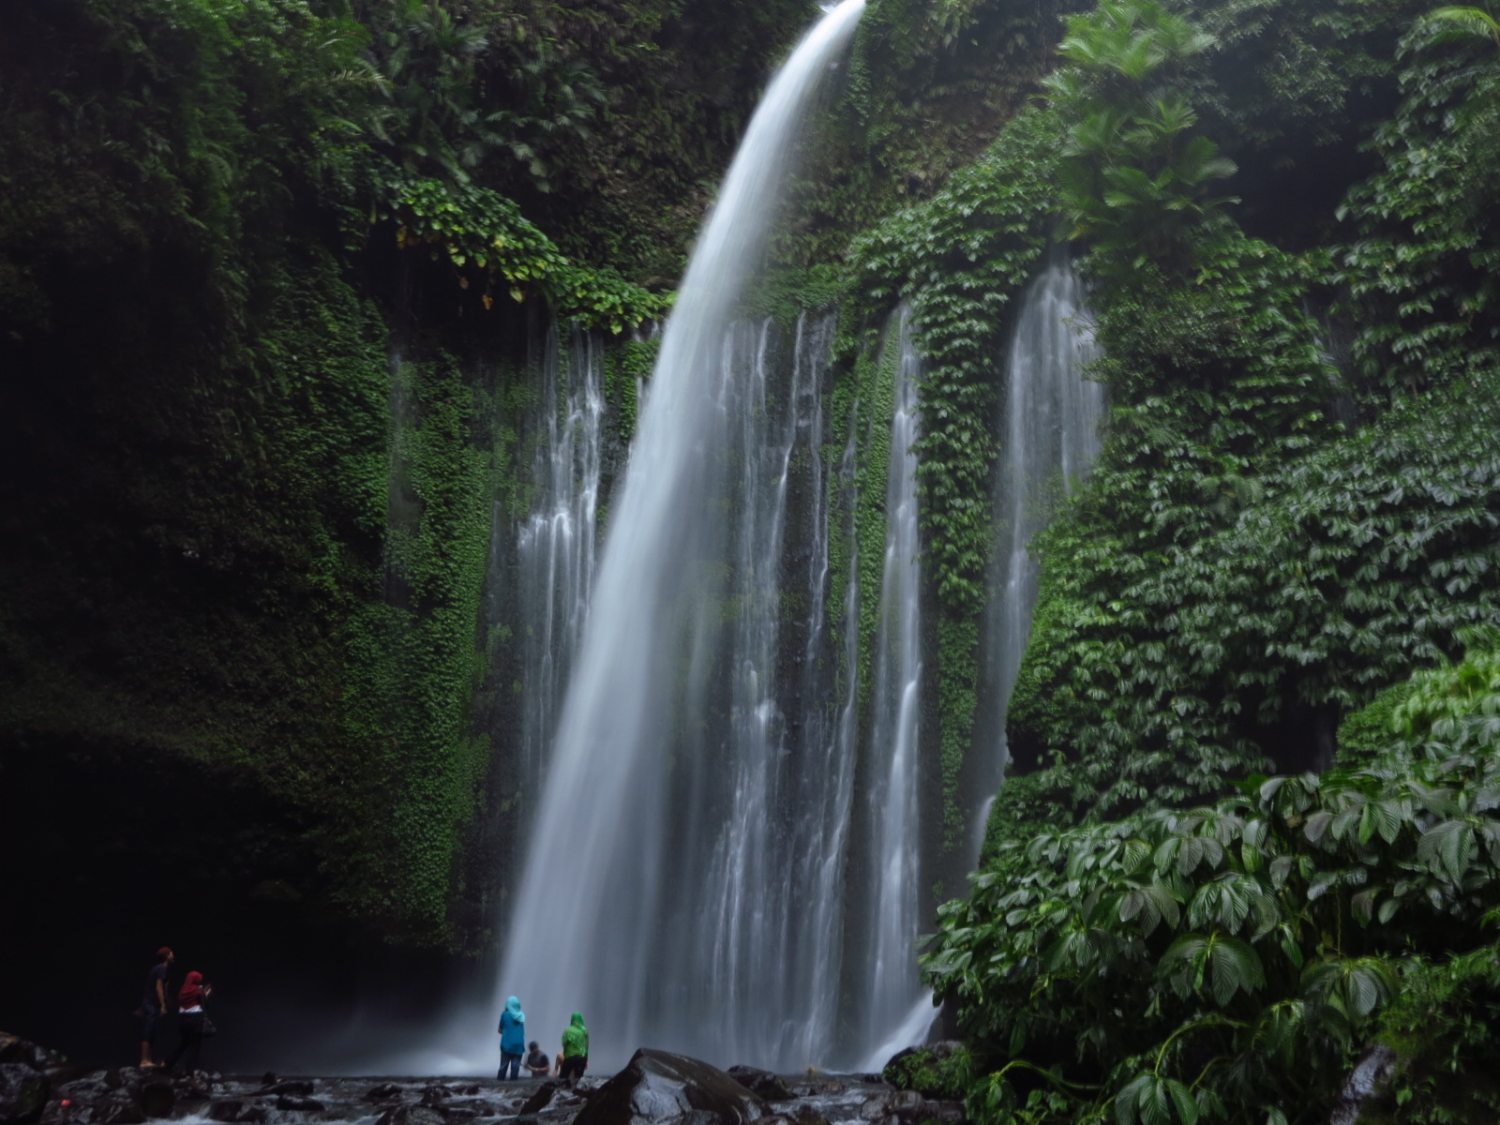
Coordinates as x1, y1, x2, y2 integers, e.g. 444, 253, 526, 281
488, 0, 870, 1072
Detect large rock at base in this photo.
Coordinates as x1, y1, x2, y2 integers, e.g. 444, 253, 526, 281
0, 1062, 50, 1124
1329, 1045, 1399, 1125
518, 1082, 558, 1115
0, 1038, 54, 1077
82, 1093, 145, 1125
137, 1082, 174, 1119
574, 1050, 770, 1125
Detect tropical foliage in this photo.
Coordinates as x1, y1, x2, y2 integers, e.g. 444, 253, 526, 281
928, 639, 1500, 1124
1045, 0, 1237, 273
0, 0, 793, 949
919, 2, 1500, 1120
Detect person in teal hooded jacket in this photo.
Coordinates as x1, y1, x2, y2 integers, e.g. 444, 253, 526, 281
497, 996, 525, 1079
558, 1012, 588, 1085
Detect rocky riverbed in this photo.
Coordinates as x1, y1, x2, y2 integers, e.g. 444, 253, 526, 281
1, 1036, 967, 1125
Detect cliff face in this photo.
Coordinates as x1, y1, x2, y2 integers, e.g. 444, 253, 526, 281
0, 0, 1068, 969
0, 0, 798, 920
2, 0, 1498, 1084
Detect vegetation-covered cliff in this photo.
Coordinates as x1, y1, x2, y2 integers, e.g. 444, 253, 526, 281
2, 0, 1498, 1109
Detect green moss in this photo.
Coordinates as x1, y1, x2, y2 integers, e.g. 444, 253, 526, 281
936, 615, 979, 851
743, 263, 849, 329
848, 314, 901, 728
605, 334, 659, 443
883, 1043, 975, 1100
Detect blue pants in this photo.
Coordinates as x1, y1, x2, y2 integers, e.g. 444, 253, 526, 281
498, 1050, 521, 1079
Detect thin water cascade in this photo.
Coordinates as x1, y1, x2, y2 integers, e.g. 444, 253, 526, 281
489, 0, 866, 1072
672, 312, 849, 1068
977, 260, 1106, 852
515, 328, 605, 791
854, 310, 936, 1070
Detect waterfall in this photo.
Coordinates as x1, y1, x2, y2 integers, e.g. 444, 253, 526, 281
976, 260, 1106, 851
666, 312, 852, 1068
853, 310, 936, 1069
490, 0, 866, 1072
784, 314, 862, 1068
515, 327, 605, 792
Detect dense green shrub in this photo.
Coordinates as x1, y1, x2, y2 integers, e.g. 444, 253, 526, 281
929, 639, 1500, 1125
884, 1043, 977, 1101
1011, 374, 1500, 813
1001, 0, 1500, 821
1336, 10, 1500, 399
0, 0, 681, 947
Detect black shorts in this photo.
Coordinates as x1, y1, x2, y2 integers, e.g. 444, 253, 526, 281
560, 1056, 586, 1081
140, 1009, 161, 1042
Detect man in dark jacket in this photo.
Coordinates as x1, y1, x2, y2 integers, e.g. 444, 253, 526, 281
138, 946, 173, 1068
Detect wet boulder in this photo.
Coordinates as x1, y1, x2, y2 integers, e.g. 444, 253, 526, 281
373, 1105, 447, 1125
174, 1074, 215, 1101
574, 1050, 770, 1125
207, 1100, 268, 1124
0, 1038, 54, 1077
1, 1063, 50, 1124
364, 1084, 403, 1102
920, 1102, 965, 1124
83, 1093, 146, 1125
53, 1078, 111, 1107
888, 1091, 925, 1118
418, 1087, 450, 1108
725, 1070, 793, 1103
857, 1090, 925, 1123
1330, 1045, 1400, 1125
137, 1082, 174, 1119
518, 1082, 558, 1116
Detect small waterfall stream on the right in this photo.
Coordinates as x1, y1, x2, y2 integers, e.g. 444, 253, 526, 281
976, 261, 1106, 851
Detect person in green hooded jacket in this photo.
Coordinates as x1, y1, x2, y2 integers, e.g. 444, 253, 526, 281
558, 1012, 588, 1084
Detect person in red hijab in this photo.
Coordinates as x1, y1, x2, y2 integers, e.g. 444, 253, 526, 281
166, 971, 213, 1073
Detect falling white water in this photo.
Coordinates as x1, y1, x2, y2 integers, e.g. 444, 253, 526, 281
852, 310, 934, 1067
516, 328, 605, 788
488, 0, 866, 1073
670, 312, 854, 1068
976, 260, 1106, 855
